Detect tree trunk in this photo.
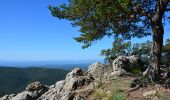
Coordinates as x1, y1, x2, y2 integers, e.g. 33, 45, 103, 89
150, 20, 164, 81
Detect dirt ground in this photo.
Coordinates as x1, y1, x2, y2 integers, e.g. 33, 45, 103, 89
88, 76, 170, 100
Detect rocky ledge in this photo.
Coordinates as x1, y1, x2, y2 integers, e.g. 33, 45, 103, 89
0, 55, 139, 100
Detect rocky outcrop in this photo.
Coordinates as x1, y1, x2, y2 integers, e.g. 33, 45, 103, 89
0, 68, 94, 100
87, 62, 112, 80
38, 68, 94, 100
0, 82, 48, 100
112, 55, 139, 72
1, 56, 138, 100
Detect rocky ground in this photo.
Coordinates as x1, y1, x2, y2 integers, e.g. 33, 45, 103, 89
1, 55, 170, 100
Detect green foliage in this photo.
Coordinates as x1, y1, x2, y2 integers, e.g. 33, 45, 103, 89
112, 83, 126, 100
140, 75, 152, 84
132, 41, 151, 66
101, 38, 170, 68
93, 91, 109, 100
101, 39, 151, 63
113, 93, 126, 100
130, 66, 142, 75
49, 0, 170, 48
100, 38, 131, 62
112, 79, 127, 100
0, 67, 69, 97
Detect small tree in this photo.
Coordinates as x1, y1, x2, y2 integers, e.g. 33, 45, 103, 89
101, 38, 131, 63
132, 41, 151, 66
49, 0, 170, 81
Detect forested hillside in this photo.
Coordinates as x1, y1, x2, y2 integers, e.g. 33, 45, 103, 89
0, 67, 69, 97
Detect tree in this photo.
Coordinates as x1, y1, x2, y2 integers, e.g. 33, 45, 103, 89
49, 0, 170, 81
101, 38, 131, 63
132, 41, 151, 66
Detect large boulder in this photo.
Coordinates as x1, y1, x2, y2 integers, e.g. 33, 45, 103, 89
87, 62, 112, 80
65, 68, 83, 80
38, 80, 66, 100
143, 90, 156, 97
112, 55, 139, 72
26, 82, 48, 92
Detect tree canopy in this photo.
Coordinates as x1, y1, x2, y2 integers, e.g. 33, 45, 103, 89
49, 0, 169, 48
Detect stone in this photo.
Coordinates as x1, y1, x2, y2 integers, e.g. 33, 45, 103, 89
26, 82, 48, 92
11, 91, 32, 100
110, 69, 126, 78
143, 90, 156, 97
87, 62, 111, 80
65, 68, 83, 80
0, 94, 15, 100
162, 71, 170, 79
38, 68, 94, 100
0, 66, 98, 100
112, 55, 139, 72
38, 80, 65, 100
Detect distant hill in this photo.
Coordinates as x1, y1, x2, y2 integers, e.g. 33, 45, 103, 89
0, 67, 69, 97
0, 59, 104, 68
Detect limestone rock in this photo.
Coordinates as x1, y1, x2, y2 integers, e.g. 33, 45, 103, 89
11, 91, 32, 100
110, 69, 126, 78
112, 55, 139, 72
143, 90, 156, 97
38, 80, 66, 100
65, 68, 83, 80
39, 68, 94, 100
0, 82, 48, 100
88, 62, 111, 80
26, 82, 47, 92
0, 94, 15, 100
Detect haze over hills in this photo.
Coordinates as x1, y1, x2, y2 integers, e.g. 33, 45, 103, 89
0, 59, 104, 70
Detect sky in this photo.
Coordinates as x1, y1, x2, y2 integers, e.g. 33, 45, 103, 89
0, 0, 169, 61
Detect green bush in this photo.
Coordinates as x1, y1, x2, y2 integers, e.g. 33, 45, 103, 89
130, 66, 142, 75
113, 93, 126, 100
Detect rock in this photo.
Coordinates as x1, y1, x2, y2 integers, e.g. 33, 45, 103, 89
0, 67, 97, 100
1, 82, 49, 100
162, 71, 170, 79
143, 90, 156, 97
0, 94, 15, 100
126, 55, 139, 64
66, 68, 83, 80
39, 68, 94, 100
112, 55, 139, 72
64, 77, 85, 91
164, 79, 170, 89
88, 62, 111, 80
38, 80, 66, 100
11, 91, 32, 100
60, 91, 75, 100
110, 69, 126, 78
26, 82, 48, 92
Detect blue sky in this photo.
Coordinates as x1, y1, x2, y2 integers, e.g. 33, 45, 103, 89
0, 0, 169, 61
